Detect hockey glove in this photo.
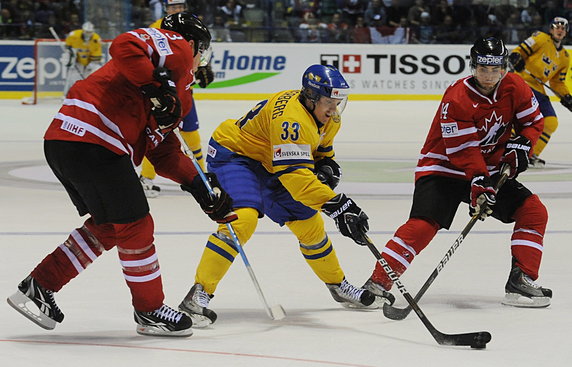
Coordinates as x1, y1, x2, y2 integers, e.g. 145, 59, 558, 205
195, 64, 214, 88
181, 173, 238, 224
141, 67, 182, 134
315, 157, 342, 189
500, 135, 531, 179
561, 94, 572, 112
322, 193, 369, 245
469, 175, 496, 221
508, 53, 525, 72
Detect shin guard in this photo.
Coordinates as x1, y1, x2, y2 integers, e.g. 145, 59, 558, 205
30, 217, 113, 292
510, 195, 547, 280
371, 218, 439, 290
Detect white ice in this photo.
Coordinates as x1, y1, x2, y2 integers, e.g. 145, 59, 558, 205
1, 98, 571, 367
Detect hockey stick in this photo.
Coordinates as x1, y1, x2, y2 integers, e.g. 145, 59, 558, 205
365, 235, 491, 348
383, 164, 511, 321
48, 27, 86, 81
173, 129, 286, 321
522, 69, 563, 99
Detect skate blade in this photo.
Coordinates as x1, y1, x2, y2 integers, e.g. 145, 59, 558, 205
6, 291, 57, 330
189, 314, 214, 328
501, 292, 551, 308
136, 325, 193, 337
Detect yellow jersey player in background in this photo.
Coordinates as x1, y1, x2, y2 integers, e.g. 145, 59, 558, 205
508, 16, 572, 168
139, 0, 214, 197
177, 64, 395, 327
63, 21, 102, 96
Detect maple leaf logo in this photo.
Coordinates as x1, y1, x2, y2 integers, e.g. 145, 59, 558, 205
479, 111, 508, 146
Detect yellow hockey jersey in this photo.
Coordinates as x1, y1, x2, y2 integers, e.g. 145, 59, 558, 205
150, 18, 162, 28
211, 90, 340, 210
512, 31, 570, 97
65, 29, 102, 66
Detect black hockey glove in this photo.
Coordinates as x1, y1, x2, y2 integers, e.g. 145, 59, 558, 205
508, 53, 525, 72
195, 64, 214, 88
181, 173, 238, 224
141, 67, 182, 134
500, 135, 531, 179
315, 157, 342, 189
322, 193, 369, 245
469, 175, 496, 221
560, 94, 572, 112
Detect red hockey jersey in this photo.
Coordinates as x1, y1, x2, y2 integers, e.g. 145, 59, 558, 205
415, 72, 544, 182
44, 27, 198, 185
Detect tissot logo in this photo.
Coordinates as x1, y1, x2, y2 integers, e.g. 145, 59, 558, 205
319, 54, 361, 73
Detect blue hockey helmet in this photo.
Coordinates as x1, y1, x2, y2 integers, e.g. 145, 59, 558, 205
301, 64, 350, 102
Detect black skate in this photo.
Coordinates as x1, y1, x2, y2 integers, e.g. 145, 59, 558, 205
139, 175, 161, 198
134, 304, 193, 337
502, 266, 552, 308
362, 278, 396, 308
326, 278, 376, 309
7, 275, 64, 330
529, 154, 546, 168
179, 283, 217, 328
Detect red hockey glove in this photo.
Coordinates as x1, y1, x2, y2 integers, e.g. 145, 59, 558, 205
141, 67, 182, 134
500, 135, 531, 179
322, 193, 369, 245
315, 157, 342, 189
181, 173, 237, 224
469, 175, 496, 221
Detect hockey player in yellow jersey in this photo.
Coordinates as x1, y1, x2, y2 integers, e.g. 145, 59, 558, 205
63, 21, 102, 96
509, 16, 572, 167
139, 0, 214, 197
178, 65, 395, 326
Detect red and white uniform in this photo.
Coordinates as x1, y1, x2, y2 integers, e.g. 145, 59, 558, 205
44, 27, 198, 185
416, 72, 544, 181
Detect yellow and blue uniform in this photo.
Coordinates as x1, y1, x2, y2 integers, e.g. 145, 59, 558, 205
195, 90, 346, 294
512, 31, 570, 156
65, 29, 102, 67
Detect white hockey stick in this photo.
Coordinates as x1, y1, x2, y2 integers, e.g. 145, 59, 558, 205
48, 27, 86, 81
174, 129, 286, 320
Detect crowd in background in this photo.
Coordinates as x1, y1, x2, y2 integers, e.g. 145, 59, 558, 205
1, 0, 571, 44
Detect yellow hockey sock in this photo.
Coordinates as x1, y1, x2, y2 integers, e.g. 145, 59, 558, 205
533, 115, 558, 156
180, 130, 206, 171
140, 157, 157, 180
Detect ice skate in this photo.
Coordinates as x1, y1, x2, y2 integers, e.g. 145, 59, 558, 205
179, 283, 217, 327
326, 278, 376, 309
362, 278, 396, 308
134, 304, 193, 337
529, 154, 545, 168
7, 275, 64, 330
139, 175, 161, 198
502, 266, 552, 308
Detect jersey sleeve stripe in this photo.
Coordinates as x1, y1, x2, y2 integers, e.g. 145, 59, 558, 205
415, 165, 465, 176
445, 140, 479, 154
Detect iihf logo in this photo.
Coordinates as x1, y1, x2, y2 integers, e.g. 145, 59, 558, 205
320, 54, 362, 73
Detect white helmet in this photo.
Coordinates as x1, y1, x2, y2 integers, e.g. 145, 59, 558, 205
164, 0, 187, 10
82, 21, 95, 33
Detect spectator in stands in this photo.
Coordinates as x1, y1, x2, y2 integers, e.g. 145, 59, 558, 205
410, 11, 434, 44
298, 11, 328, 42
407, 0, 427, 27
351, 15, 371, 43
494, 0, 515, 25
364, 0, 386, 26
505, 11, 526, 45
431, 0, 453, 26
219, 0, 243, 25
433, 14, 462, 44
327, 12, 350, 43
211, 13, 233, 42
340, 0, 368, 25
390, 16, 409, 44
385, 0, 405, 27
0, 8, 16, 39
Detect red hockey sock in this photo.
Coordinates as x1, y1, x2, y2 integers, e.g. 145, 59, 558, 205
510, 195, 547, 280
31, 217, 113, 291
371, 218, 439, 290
115, 214, 164, 312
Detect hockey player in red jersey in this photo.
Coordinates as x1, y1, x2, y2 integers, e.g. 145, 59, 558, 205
362, 37, 552, 308
7, 13, 236, 337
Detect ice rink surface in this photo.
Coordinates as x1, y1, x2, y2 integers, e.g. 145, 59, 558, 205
1, 98, 571, 367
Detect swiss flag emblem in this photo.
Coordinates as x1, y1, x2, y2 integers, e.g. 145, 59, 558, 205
342, 55, 361, 73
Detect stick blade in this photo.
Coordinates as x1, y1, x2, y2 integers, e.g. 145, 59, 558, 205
270, 305, 286, 320
383, 303, 411, 320
436, 330, 492, 349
